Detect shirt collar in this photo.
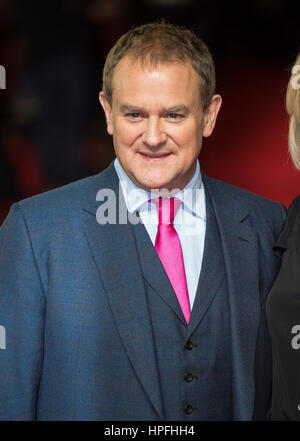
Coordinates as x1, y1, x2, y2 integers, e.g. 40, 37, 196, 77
114, 158, 205, 220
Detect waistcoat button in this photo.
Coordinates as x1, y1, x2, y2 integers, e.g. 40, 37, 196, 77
185, 340, 193, 350
184, 372, 193, 382
184, 404, 193, 415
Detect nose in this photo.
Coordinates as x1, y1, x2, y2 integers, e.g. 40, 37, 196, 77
142, 116, 167, 147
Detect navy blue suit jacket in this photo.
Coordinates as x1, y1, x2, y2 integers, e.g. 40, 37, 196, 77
0, 163, 286, 420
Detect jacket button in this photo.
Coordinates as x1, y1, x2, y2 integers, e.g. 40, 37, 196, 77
184, 404, 193, 415
185, 340, 193, 350
184, 372, 194, 382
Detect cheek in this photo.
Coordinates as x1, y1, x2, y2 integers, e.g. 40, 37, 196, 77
171, 125, 200, 151
114, 120, 141, 148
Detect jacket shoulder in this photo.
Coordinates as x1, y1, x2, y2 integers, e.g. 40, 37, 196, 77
203, 174, 286, 233
19, 175, 96, 208
17, 165, 116, 217
204, 174, 281, 205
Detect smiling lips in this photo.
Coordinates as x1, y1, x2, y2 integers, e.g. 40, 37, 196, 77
139, 152, 171, 160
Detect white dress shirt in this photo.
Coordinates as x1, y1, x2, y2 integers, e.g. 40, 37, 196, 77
114, 158, 206, 310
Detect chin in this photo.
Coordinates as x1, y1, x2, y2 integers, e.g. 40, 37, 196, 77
138, 182, 162, 192
144, 181, 179, 193
131, 173, 161, 190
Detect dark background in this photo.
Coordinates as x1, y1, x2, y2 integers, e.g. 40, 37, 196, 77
0, 0, 299, 224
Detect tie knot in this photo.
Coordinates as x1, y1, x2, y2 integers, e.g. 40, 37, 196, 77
150, 197, 182, 225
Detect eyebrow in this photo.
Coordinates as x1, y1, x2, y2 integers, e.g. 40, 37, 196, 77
119, 103, 190, 114
120, 104, 144, 113
165, 105, 189, 113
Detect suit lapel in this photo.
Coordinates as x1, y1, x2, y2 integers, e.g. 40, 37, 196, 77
186, 189, 226, 340
82, 164, 164, 420
202, 174, 260, 421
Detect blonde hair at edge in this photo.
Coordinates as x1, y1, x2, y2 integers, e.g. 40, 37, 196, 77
286, 53, 300, 169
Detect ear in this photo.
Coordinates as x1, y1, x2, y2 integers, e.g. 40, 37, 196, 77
99, 91, 113, 135
203, 94, 222, 138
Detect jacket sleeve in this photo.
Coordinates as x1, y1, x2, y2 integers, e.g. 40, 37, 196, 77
0, 203, 46, 420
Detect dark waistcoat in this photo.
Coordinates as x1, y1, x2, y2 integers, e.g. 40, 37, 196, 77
133, 192, 233, 421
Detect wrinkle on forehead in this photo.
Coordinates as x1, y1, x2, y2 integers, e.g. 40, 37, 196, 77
111, 55, 203, 111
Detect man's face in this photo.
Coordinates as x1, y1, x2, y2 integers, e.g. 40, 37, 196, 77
100, 56, 221, 192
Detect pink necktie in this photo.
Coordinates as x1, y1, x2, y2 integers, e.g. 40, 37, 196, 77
150, 197, 191, 323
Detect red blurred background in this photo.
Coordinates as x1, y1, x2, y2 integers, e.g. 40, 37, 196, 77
202, 60, 299, 206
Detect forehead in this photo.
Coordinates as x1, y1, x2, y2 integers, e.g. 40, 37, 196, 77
111, 56, 201, 107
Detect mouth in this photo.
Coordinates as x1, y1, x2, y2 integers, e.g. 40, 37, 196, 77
138, 152, 171, 161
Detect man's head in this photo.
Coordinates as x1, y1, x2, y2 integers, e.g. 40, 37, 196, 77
100, 22, 222, 192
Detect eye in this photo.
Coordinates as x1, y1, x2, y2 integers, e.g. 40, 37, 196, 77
126, 112, 141, 120
168, 113, 184, 120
